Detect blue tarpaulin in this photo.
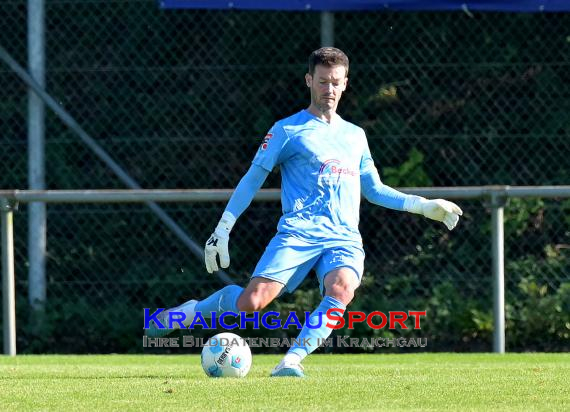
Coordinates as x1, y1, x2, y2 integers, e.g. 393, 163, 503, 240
160, 1, 570, 12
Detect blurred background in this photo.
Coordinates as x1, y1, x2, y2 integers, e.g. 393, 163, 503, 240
0, 0, 568, 353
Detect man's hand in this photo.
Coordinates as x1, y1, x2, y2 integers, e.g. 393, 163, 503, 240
420, 198, 463, 230
405, 197, 463, 230
205, 228, 230, 273
204, 211, 236, 273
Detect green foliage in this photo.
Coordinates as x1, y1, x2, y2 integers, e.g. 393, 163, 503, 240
506, 274, 570, 351
381, 148, 433, 187
504, 198, 545, 237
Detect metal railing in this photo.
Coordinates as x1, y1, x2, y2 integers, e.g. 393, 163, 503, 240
2, 186, 569, 356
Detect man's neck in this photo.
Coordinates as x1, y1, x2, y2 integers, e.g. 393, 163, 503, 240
306, 105, 337, 124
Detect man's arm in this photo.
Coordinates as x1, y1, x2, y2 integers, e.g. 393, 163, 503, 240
360, 170, 408, 211
204, 164, 270, 273
360, 169, 463, 231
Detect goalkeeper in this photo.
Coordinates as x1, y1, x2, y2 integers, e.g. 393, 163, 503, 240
147, 47, 462, 377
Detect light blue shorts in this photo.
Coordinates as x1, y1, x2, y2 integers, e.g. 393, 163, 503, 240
251, 233, 365, 295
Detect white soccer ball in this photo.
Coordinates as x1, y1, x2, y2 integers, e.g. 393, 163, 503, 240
201, 332, 252, 378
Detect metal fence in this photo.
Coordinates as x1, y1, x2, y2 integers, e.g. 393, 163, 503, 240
1, 187, 570, 355
0, 1, 568, 353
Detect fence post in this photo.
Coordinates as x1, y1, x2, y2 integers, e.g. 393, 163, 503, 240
320, 11, 334, 47
28, 0, 47, 329
1, 198, 17, 356
490, 192, 506, 353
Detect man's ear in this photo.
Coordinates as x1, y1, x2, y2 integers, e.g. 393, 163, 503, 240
305, 73, 312, 87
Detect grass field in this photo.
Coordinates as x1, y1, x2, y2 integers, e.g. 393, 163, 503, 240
0, 353, 568, 411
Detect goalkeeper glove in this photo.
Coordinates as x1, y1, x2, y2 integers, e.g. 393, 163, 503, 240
205, 211, 236, 273
404, 196, 463, 230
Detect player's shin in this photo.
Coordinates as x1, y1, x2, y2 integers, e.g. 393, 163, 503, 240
287, 295, 346, 361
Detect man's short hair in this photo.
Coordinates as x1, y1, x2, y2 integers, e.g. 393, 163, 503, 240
308, 47, 349, 76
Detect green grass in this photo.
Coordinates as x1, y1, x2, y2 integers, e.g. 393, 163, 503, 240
0, 354, 568, 411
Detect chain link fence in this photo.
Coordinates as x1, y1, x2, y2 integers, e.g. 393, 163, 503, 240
0, 1, 568, 353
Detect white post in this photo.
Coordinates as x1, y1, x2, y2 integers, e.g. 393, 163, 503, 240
1, 199, 17, 356
27, 0, 47, 318
491, 193, 505, 353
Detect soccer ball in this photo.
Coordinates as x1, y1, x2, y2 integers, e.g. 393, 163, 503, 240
201, 332, 252, 378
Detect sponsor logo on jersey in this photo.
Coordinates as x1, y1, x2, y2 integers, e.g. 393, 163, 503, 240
319, 159, 358, 183
260, 133, 273, 150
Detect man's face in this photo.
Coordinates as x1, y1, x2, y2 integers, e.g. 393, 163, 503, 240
306, 64, 348, 114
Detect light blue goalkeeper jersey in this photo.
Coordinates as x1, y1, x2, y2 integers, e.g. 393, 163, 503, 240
252, 109, 381, 245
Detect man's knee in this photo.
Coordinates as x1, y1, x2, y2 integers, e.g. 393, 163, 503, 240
324, 268, 360, 305
237, 296, 267, 313
326, 283, 356, 305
